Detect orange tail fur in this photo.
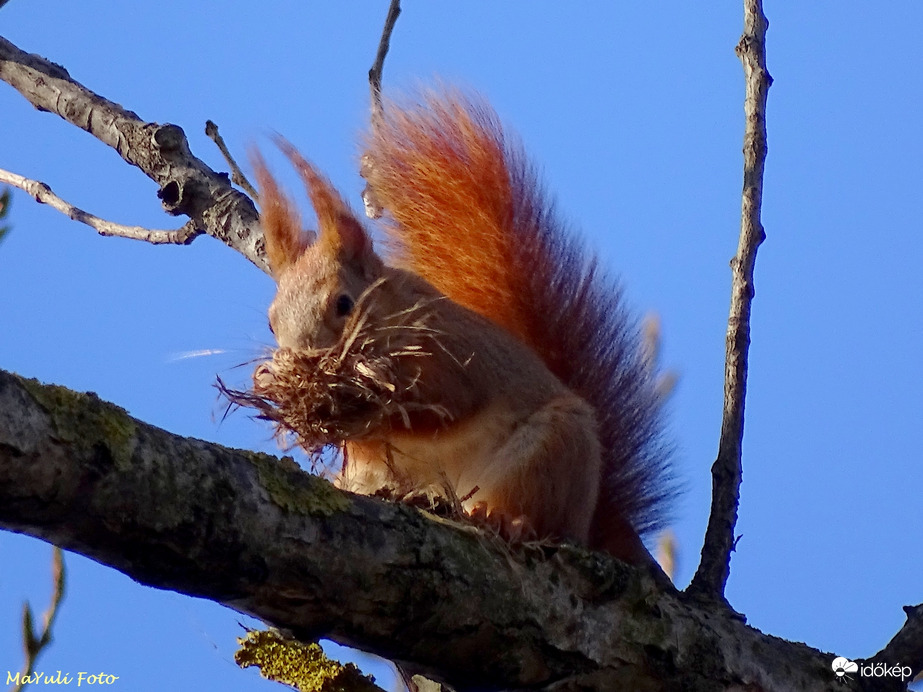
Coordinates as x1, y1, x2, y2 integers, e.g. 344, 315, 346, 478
364, 90, 672, 550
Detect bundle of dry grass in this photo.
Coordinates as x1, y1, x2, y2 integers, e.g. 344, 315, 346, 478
220, 289, 451, 456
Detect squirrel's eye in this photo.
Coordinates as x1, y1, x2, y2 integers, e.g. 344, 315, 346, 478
267, 319, 275, 336
334, 294, 355, 318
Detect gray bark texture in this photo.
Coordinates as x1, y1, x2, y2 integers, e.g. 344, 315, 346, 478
0, 35, 267, 272
0, 370, 916, 691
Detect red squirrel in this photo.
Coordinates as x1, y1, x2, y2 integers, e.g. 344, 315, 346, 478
248, 90, 671, 564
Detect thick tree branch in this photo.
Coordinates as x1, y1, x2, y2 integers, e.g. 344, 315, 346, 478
0, 368, 911, 692
689, 0, 771, 602
0, 35, 266, 271
871, 604, 923, 681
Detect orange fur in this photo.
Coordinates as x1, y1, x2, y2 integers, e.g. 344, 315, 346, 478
250, 90, 671, 564
364, 90, 672, 549
273, 138, 373, 263
250, 149, 310, 278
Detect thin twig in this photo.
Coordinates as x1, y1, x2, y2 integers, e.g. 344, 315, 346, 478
368, 0, 401, 127
0, 187, 11, 243
363, 0, 402, 220
205, 120, 259, 200
641, 314, 679, 402
13, 547, 66, 692
0, 167, 201, 245
688, 0, 771, 603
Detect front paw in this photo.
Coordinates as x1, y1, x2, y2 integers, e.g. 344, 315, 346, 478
467, 501, 537, 544
374, 486, 454, 514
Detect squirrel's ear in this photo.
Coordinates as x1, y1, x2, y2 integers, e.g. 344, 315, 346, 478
251, 149, 314, 279
274, 137, 379, 271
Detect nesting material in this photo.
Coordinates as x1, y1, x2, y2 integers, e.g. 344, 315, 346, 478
220, 289, 452, 456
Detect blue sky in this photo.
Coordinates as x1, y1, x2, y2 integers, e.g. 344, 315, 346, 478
1, 2, 921, 690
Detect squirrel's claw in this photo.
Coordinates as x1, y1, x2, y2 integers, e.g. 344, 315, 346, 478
467, 501, 536, 544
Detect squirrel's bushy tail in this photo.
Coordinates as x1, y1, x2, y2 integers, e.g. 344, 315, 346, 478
364, 90, 672, 545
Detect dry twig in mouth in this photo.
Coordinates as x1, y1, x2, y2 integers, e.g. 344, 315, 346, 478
219, 291, 451, 455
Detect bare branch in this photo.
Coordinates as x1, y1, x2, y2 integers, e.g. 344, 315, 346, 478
1, 367, 883, 691
13, 547, 66, 692
0, 167, 200, 245
641, 314, 679, 402
362, 0, 402, 220
689, 0, 771, 602
0, 186, 11, 243
0, 35, 267, 272
205, 120, 259, 201
368, 0, 402, 127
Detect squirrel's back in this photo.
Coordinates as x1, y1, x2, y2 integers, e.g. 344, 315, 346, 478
364, 90, 672, 547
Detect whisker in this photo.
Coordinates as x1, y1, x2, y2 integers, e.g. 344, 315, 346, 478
167, 348, 231, 362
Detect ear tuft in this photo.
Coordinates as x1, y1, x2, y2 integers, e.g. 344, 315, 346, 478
250, 149, 312, 279
272, 136, 375, 265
